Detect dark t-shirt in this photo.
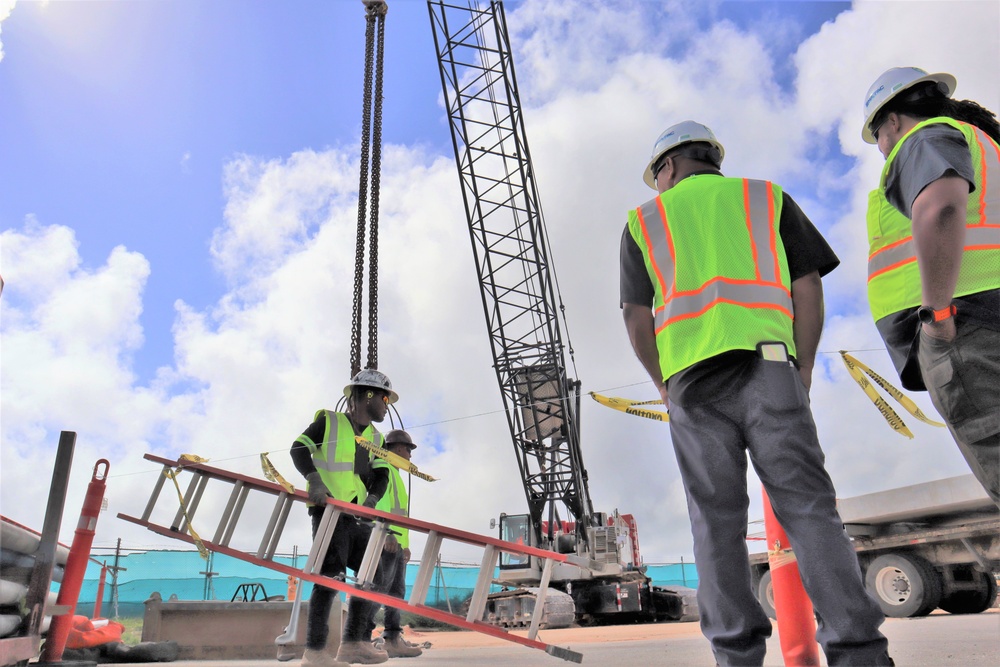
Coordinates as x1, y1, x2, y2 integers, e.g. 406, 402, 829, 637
620, 174, 840, 406
289, 412, 388, 503
876, 123, 999, 391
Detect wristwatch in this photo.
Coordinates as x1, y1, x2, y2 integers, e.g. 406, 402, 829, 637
917, 304, 957, 324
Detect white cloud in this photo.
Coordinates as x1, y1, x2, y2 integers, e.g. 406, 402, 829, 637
0, 0, 16, 63
1, 0, 996, 567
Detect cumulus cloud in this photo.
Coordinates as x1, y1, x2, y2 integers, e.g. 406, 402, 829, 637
1, 0, 996, 565
0, 0, 16, 63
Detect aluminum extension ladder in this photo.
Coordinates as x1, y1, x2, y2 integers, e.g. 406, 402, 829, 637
118, 453, 598, 662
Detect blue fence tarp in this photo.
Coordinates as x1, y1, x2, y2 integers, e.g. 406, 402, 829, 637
75, 550, 697, 618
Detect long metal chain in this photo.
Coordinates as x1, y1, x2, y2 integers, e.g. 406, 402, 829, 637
350, 1, 387, 377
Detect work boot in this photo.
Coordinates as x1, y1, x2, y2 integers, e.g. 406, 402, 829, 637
300, 647, 349, 667
383, 634, 423, 658
335, 640, 388, 665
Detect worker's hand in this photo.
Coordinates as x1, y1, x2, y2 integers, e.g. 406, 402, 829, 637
656, 383, 669, 407
384, 534, 400, 553
797, 362, 813, 393
362, 493, 380, 509
305, 472, 331, 506
922, 318, 957, 343
402, 547, 411, 563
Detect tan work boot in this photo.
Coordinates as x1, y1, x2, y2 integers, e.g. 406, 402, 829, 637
301, 647, 349, 667
335, 640, 388, 665
384, 635, 423, 658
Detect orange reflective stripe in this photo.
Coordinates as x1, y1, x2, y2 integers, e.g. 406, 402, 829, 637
654, 278, 793, 332
635, 197, 674, 310
964, 123, 1000, 225
868, 225, 1000, 282
744, 179, 761, 281
743, 179, 782, 285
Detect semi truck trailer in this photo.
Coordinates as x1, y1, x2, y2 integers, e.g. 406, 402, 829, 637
750, 474, 999, 618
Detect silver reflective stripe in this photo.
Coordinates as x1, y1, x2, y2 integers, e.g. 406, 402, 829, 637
389, 473, 404, 514
969, 125, 1000, 225
637, 198, 674, 298
869, 226, 1000, 278
314, 457, 354, 473
654, 281, 792, 330
744, 180, 779, 282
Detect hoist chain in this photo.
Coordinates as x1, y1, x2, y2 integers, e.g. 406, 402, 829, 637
350, 1, 387, 377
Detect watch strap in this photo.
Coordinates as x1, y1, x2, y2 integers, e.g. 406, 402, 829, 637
922, 304, 957, 323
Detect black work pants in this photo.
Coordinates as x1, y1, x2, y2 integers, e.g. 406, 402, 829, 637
306, 508, 390, 648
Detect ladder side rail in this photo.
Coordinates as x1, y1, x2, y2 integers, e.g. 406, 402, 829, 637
140, 465, 169, 521
142, 454, 578, 564
213, 480, 244, 544
116, 513, 581, 661
221, 484, 251, 547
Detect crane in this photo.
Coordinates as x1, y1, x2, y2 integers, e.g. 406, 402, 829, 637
427, 0, 697, 626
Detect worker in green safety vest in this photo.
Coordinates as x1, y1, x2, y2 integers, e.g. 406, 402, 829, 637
620, 120, 892, 666
861, 66, 1000, 507
290, 368, 399, 666
369, 429, 423, 658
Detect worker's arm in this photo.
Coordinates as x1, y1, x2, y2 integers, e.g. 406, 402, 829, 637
622, 302, 668, 405
790, 270, 823, 392
911, 175, 968, 342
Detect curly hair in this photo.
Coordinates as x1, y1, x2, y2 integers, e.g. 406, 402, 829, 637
871, 81, 1000, 145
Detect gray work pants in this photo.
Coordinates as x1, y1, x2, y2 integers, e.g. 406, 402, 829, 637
918, 321, 1000, 507
668, 357, 890, 666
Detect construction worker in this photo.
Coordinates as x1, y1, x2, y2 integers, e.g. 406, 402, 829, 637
290, 369, 400, 666
620, 121, 892, 666
861, 67, 1000, 506
369, 430, 423, 658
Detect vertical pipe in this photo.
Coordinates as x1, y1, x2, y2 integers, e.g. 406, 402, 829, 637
39, 458, 110, 663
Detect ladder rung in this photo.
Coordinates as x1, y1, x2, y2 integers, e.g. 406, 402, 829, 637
141, 466, 168, 521
179, 474, 210, 533
409, 531, 442, 606
171, 473, 203, 531
221, 484, 251, 547
258, 491, 290, 559
356, 521, 389, 588
264, 494, 294, 561
527, 556, 554, 640
213, 480, 245, 544
465, 544, 498, 624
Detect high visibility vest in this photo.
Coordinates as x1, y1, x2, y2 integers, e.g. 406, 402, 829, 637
867, 117, 1000, 321
297, 410, 383, 505
628, 175, 795, 381
376, 465, 409, 548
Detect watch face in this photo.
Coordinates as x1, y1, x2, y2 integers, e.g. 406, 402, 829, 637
917, 307, 933, 324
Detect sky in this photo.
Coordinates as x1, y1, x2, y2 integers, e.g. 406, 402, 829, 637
1, 0, 998, 568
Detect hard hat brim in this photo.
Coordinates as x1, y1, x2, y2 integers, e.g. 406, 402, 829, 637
642, 138, 725, 190
861, 71, 956, 144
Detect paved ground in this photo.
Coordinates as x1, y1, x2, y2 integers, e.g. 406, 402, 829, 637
94, 610, 1000, 666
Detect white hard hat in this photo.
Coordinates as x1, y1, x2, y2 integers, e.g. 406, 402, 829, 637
343, 369, 399, 404
643, 120, 725, 190
861, 67, 956, 143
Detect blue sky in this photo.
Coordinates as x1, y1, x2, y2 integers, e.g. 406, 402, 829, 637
2, 0, 998, 563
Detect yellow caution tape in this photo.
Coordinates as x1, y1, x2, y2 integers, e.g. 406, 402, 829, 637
261, 453, 296, 494
840, 352, 945, 428
355, 436, 437, 482
163, 457, 210, 560
840, 352, 947, 438
589, 392, 669, 422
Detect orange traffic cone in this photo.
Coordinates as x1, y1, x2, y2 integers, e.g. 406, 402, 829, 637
762, 489, 820, 666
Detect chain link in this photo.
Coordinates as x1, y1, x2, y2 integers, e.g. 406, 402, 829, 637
350, 6, 379, 378
366, 7, 386, 371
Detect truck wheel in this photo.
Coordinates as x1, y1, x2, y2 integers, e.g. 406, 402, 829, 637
757, 570, 776, 620
939, 571, 998, 615
864, 554, 942, 618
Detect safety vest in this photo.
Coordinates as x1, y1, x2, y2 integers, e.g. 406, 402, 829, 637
376, 465, 409, 548
867, 117, 1000, 321
627, 175, 796, 381
297, 410, 384, 505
